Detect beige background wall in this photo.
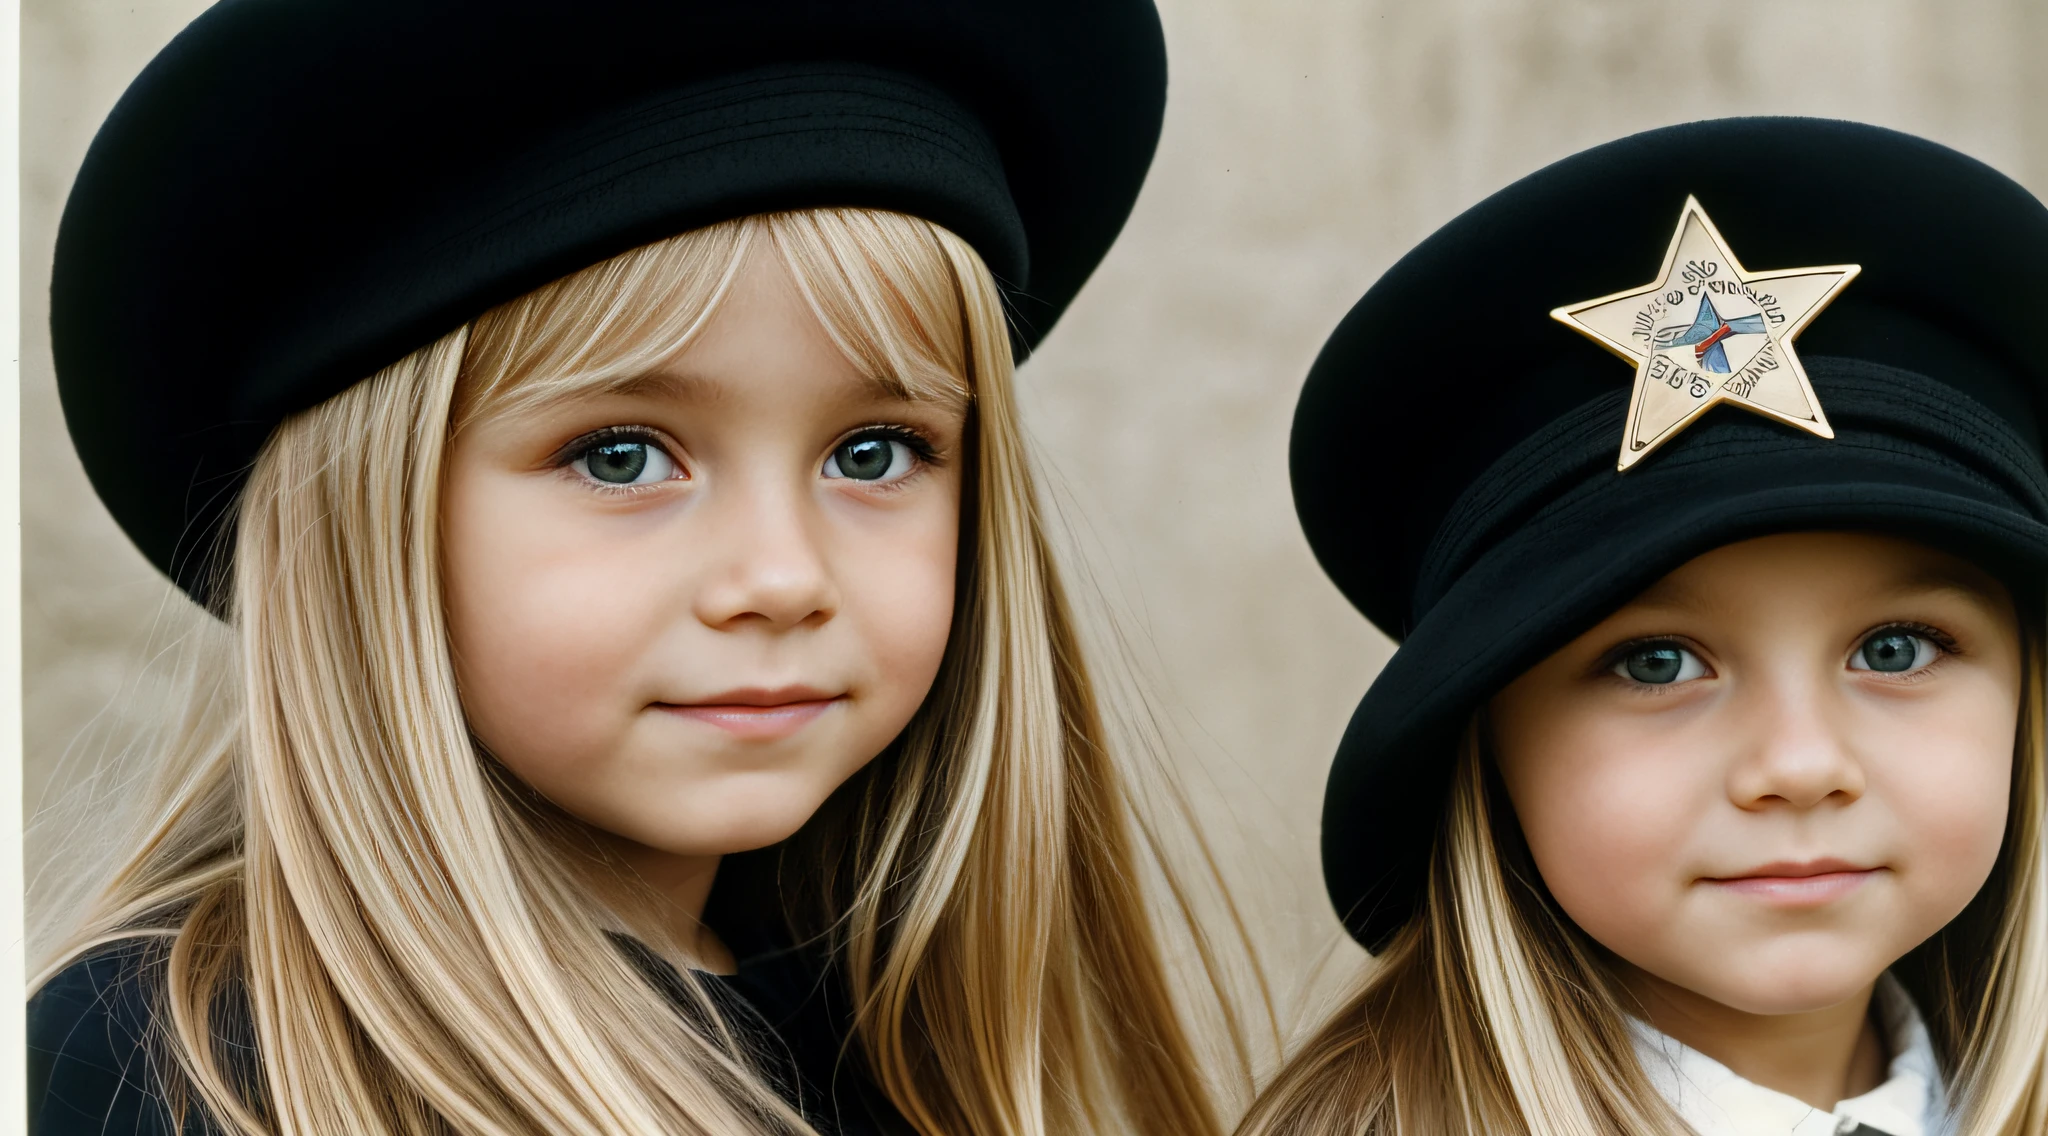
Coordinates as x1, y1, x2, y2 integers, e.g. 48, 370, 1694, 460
25, 0, 2048, 1029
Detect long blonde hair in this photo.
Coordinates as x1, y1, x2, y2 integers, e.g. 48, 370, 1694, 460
41, 209, 1253, 1135
1238, 629, 2048, 1136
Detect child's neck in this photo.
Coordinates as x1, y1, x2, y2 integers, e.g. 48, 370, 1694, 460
595, 835, 736, 974
1620, 966, 1888, 1111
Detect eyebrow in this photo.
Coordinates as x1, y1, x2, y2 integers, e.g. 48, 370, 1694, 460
600, 368, 720, 403
1884, 564, 2013, 610
1622, 555, 2013, 615
1619, 573, 1708, 614
603, 366, 963, 410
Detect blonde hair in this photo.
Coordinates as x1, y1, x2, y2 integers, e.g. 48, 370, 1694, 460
1238, 629, 2048, 1136
41, 209, 1253, 1135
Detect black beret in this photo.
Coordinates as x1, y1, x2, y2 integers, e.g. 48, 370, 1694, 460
52, 0, 1166, 604
1294, 118, 2048, 951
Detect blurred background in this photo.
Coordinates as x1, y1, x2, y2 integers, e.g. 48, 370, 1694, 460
24, 0, 2048, 1045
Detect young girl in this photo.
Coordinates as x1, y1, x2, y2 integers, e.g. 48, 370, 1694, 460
1244, 118, 2048, 1135
28, 2, 1253, 1133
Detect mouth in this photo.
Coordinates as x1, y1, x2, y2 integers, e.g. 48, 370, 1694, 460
1701, 859, 1884, 907
653, 687, 844, 741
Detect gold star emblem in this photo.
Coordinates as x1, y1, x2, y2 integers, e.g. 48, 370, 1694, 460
1551, 197, 1859, 471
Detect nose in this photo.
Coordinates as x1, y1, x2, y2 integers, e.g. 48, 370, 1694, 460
691, 479, 838, 630
1725, 673, 1866, 811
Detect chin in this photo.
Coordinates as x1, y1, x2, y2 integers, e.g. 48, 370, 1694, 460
1683, 950, 1891, 1016
645, 788, 840, 857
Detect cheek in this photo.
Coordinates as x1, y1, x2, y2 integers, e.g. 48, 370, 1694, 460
1870, 686, 2015, 917
1497, 710, 1715, 949
837, 501, 959, 715
441, 472, 671, 765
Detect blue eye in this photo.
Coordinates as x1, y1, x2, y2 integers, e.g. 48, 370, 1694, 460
1851, 631, 1936, 674
1614, 644, 1707, 685
823, 435, 916, 482
571, 438, 677, 486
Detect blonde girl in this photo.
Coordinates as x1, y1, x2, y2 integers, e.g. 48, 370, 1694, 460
1247, 118, 2048, 1135
29, 2, 1255, 1133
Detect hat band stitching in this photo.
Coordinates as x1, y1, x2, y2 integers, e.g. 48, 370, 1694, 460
593, 67, 991, 137
1414, 364, 2043, 620
539, 85, 998, 202
1515, 434, 2021, 553
1804, 360, 2048, 515
512, 66, 994, 176
426, 97, 1007, 263
1412, 390, 1621, 602
1423, 422, 2036, 620
399, 64, 1006, 264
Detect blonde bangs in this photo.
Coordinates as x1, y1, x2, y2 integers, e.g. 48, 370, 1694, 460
762, 209, 977, 410
455, 221, 753, 429
456, 209, 975, 438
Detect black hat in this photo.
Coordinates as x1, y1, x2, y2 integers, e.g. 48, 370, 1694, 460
1295, 117, 2048, 951
52, 0, 1166, 605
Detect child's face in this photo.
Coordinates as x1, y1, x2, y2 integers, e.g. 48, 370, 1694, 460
441, 247, 967, 861
1490, 532, 2021, 1017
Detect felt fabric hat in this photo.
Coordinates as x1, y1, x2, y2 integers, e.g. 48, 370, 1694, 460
1294, 117, 2048, 951
52, 0, 1166, 605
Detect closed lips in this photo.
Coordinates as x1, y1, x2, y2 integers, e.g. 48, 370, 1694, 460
654, 688, 844, 740
1701, 860, 1882, 905
1706, 858, 1873, 881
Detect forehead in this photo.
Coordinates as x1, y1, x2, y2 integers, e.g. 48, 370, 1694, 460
589, 364, 940, 413
459, 224, 975, 430
1632, 531, 2014, 613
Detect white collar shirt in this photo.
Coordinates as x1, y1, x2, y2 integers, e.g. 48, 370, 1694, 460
1628, 975, 1951, 1136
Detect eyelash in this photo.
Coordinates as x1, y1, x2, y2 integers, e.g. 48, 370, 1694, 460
1863, 620, 1958, 653
838, 424, 943, 464
823, 424, 945, 493
1855, 620, 1961, 684
1596, 636, 1708, 695
553, 426, 681, 496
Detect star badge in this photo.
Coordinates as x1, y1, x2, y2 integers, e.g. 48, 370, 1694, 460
1551, 197, 1860, 471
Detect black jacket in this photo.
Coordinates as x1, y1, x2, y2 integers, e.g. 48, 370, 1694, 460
27, 929, 911, 1135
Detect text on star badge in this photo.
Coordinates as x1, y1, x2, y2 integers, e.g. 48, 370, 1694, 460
1551, 197, 1860, 471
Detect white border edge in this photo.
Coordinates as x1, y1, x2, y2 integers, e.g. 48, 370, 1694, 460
2, 0, 25, 1124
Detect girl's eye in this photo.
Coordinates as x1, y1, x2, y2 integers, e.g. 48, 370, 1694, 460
1614, 644, 1707, 685
571, 439, 677, 487
1850, 630, 1937, 674
823, 435, 916, 482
